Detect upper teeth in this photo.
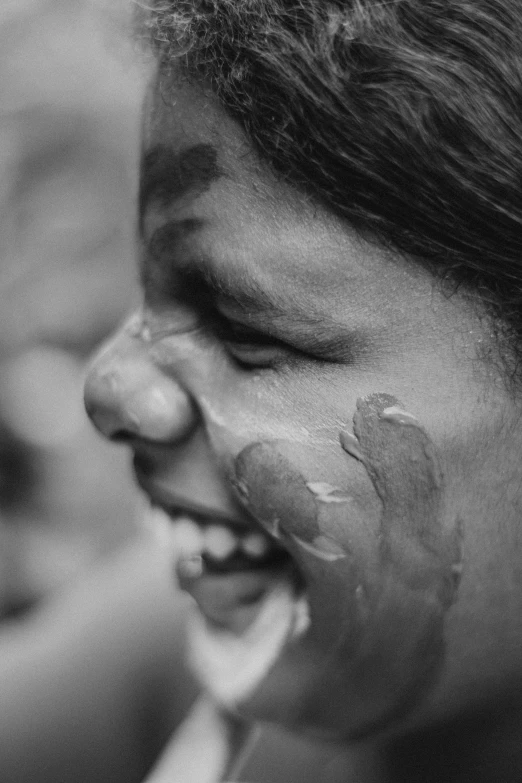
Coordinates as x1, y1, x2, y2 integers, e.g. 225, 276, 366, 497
203, 525, 237, 559
171, 515, 273, 563
175, 516, 206, 556
241, 533, 270, 558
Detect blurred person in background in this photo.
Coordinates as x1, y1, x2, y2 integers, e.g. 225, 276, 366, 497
0, 2, 196, 782
0, 0, 142, 611
82, 1, 522, 782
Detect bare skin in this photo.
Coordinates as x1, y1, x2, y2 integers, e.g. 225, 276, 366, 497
84, 79, 522, 781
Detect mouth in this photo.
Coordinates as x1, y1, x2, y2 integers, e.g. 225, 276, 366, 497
144, 485, 310, 707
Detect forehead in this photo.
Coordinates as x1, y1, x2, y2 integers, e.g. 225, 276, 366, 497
141, 76, 481, 356
142, 76, 341, 257
144, 78, 286, 210
142, 80, 415, 322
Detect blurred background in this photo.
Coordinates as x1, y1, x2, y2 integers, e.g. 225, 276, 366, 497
0, 0, 149, 621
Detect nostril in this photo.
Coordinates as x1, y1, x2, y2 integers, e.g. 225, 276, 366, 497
110, 430, 135, 444
86, 406, 132, 440
133, 451, 156, 478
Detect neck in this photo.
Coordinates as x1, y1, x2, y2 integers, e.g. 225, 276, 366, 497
383, 692, 522, 783
238, 692, 522, 783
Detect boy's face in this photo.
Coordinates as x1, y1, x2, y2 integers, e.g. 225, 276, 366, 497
85, 81, 522, 739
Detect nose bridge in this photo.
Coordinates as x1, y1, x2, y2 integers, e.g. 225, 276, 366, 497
84, 319, 198, 443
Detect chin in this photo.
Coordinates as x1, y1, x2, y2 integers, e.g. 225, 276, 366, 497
175, 532, 442, 743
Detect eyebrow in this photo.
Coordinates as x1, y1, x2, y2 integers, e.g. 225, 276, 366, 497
142, 218, 281, 313
141, 220, 369, 362
139, 143, 224, 225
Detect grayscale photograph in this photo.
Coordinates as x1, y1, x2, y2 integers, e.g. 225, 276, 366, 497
0, 2, 521, 782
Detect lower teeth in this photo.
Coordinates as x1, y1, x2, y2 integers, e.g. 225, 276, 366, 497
168, 515, 290, 571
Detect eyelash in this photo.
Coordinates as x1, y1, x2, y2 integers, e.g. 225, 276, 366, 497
211, 313, 290, 369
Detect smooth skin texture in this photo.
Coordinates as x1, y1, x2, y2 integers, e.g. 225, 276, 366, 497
85, 81, 522, 780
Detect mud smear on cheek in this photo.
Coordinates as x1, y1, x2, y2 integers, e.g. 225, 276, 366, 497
234, 442, 350, 563
233, 441, 366, 668
343, 393, 463, 608
232, 393, 463, 731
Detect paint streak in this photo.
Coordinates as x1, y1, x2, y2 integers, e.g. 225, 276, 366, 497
306, 482, 352, 504
339, 430, 364, 462
380, 406, 419, 426
352, 393, 461, 607
234, 442, 320, 545
291, 533, 347, 562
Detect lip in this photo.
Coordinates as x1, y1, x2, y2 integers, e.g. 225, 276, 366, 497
134, 467, 306, 591
134, 467, 253, 532
142, 473, 304, 614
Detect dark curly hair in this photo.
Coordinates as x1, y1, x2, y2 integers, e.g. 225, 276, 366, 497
138, 0, 522, 381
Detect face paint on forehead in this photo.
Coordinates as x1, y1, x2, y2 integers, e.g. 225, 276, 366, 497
232, 392, 464, 729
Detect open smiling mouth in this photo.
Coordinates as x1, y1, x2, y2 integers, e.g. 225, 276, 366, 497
147, 491, 310, 707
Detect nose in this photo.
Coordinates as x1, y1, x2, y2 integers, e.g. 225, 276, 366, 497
84, 318, 198, 444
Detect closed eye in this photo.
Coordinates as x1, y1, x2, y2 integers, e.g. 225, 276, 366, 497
210, 309, 363, 368
211, 312, 290, 368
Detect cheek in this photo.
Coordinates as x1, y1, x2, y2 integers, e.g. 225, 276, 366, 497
200, 371, 344, 455
225, 393, 465, 732
227, 393, 463, 597
230, 436, 382, 560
